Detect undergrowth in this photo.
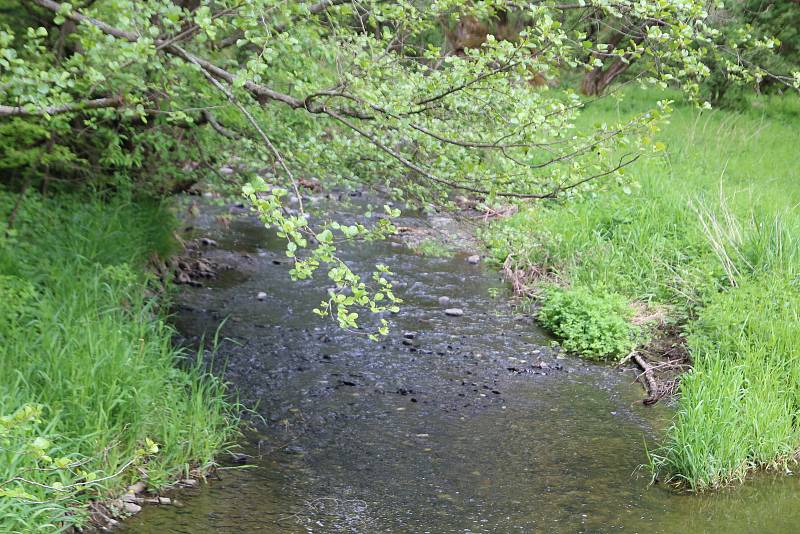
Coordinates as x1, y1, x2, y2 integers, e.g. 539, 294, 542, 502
483, 88, 800, 490
0, 192, 239, 531
537, 286, 639, 361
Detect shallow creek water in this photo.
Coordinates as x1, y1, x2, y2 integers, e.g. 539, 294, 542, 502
126, 200, 800, 533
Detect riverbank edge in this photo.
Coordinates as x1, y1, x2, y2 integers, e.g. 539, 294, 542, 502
496, 254, 687, 403
476, 95, 800, 491
86, 243, 242, 532
0, 192, 240, 532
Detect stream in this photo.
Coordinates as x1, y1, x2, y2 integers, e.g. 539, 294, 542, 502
125, 197, 800, 533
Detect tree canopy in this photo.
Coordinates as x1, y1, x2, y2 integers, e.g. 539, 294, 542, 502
1, 0, 797, 334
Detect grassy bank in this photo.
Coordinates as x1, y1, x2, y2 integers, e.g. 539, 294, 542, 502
0, 192, 238, 531
483, 89, 800, 490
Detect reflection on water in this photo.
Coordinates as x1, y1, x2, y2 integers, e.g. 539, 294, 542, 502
126, 201, 800, 534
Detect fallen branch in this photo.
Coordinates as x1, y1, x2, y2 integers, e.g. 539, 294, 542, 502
633, 353, 661, 405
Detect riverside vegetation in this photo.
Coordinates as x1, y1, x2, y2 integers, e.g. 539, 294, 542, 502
0, 194, 238, 531
2, 0, 800, 525
483, 89, 800, 490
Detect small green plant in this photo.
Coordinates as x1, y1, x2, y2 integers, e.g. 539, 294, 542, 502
537, 286, 640, 361
412, 238, 454, 258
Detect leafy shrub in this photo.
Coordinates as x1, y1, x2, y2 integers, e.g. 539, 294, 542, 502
537, 286, 639, 361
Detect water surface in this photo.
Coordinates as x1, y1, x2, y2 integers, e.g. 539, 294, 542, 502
126, 200, 800, 533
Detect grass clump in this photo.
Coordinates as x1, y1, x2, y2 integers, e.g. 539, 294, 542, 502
0, 192, 239, 531
537, 286, 639, 361
483, 88, 800, 489
652, 276, 800, 490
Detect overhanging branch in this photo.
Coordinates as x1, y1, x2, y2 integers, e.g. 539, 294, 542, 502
0, 95, 124, 118
28, 0, 640, 201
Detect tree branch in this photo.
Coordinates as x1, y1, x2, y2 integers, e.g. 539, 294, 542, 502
30, 0, 308, 109
200, 110, 239, 139
325, 108, 639, 199
217, 0, 351, 48
182, 50, 306, 214
0, 95, 124, 117
28, 0, 640, 202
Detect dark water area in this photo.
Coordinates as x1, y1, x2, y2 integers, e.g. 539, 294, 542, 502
125, 200, 800, 533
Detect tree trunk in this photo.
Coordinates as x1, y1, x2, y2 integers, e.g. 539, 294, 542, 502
580, 57, 631, 96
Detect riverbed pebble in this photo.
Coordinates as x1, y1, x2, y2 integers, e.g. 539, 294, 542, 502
123, 502, 142, 514
438, 296, 450, 306
467, 254, 481, 264
444, 308, 464, 317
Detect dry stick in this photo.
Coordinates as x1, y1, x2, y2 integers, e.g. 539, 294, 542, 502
633, 353, 661, 405
181, 50, 305, 215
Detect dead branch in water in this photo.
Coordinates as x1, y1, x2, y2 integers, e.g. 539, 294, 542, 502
633, 353, 661, 405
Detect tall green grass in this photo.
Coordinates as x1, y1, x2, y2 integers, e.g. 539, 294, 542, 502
653, 277, 800, 489
483, 89, 800, 489
0, 193, 238, 531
